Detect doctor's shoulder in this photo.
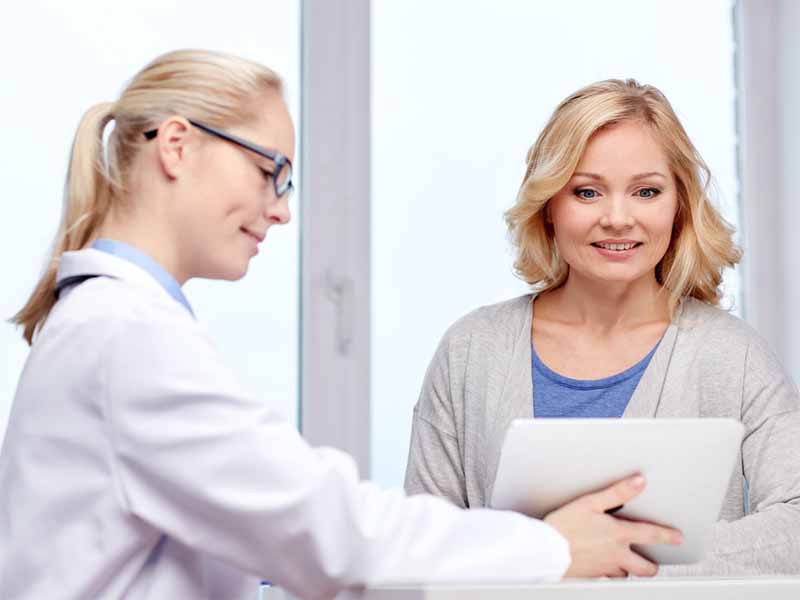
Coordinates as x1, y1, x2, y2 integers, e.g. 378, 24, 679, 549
39, 274, 201, 348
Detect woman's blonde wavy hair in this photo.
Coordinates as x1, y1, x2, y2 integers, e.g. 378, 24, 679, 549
505, 79, 741, 316
12, 49, 283, 345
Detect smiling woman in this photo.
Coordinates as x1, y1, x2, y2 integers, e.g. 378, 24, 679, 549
507, 79, 740, 318
138, 114, 294, 277
405, 79, 800, 577
548, 123, 679, 292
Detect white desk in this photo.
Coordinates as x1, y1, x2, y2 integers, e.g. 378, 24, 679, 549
335, 578, 800, 600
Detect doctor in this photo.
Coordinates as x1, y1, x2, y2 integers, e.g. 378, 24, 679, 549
0, 50, 681, 600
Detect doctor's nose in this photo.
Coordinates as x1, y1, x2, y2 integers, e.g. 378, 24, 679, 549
265, 194, 291, 226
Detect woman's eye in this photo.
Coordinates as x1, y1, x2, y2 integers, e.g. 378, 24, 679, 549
259, 167, 275, 181
574, 188, 599, 200
637, 187, 661, 199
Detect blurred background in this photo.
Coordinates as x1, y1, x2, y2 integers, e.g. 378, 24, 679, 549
1, 0, 795, 490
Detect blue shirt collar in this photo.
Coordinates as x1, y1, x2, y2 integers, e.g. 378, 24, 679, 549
91, 239, 194, 317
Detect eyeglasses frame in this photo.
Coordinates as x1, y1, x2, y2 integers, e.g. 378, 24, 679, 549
143, 118, 294, 197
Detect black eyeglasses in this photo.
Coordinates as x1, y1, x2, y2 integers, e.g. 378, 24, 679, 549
144, 119, 294, 198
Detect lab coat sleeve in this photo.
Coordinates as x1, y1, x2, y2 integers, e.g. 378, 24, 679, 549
104, 310, 570, 600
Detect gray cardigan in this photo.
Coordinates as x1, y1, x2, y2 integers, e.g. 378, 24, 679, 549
404, 294, 800, 576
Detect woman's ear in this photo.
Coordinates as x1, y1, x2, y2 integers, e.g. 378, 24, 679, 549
155, 116, 193, 180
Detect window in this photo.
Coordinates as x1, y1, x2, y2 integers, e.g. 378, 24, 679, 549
0, 0, 301, 442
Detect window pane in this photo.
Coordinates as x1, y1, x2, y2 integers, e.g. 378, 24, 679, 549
371, 0, 739, 486
0, 0, 301, 444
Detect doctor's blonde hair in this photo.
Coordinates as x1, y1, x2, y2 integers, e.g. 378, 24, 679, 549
506, 79, 741, 316
13, 49, 283, 344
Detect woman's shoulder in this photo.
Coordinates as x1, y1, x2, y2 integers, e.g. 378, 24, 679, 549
678, 298, 784, 370
679, 297, 759, 345
441, 293, 533, 344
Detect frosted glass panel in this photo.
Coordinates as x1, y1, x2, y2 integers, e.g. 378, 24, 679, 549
0, 0, 301, 444
371, 0, 739, 487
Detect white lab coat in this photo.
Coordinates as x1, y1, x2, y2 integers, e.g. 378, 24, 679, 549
0, 249, 570, 600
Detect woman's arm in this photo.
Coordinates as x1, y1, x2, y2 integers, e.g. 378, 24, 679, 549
404, 328, 471, 507
660, 333, 800, 576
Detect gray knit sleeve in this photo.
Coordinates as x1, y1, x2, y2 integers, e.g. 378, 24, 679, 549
404, 329, 469, 508
661, 330, 800, 576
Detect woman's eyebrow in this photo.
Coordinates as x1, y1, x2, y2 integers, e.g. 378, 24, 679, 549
631, 171, 668, 181
572, 172, 604, 180
571, 171, 667, 181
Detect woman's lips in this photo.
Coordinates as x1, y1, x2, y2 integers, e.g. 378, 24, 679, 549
591, 241, 643, 260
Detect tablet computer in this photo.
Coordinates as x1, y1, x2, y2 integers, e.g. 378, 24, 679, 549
489, 418, 744, 565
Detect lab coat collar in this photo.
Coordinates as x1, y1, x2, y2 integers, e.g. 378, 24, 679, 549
56, 248, 195, 317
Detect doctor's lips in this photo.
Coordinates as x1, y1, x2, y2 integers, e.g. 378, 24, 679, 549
590, 239, 643, 252
241, 227, 266, 243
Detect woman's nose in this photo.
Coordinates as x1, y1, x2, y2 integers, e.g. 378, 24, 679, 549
599, 195, 634, 230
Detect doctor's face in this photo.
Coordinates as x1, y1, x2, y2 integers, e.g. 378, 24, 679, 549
546, 120, 678, 287
182, 92, 296, 281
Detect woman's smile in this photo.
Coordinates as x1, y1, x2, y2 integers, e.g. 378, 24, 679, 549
591, 239, 644, 261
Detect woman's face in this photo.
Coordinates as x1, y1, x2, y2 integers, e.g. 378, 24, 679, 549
547, 119, 678, 287
180, 92, 296, 281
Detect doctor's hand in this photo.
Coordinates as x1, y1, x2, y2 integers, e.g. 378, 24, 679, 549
543, 474, 683, 579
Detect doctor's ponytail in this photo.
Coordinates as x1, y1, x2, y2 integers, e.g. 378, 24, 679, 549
12, 102, 116, 345
12, 49, 284, 345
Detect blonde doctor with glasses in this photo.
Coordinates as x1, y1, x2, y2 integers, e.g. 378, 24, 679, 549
0, 51, 682, 600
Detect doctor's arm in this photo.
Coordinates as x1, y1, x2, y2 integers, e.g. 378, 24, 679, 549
104, 313, 571, 600
659, 334, 800, 577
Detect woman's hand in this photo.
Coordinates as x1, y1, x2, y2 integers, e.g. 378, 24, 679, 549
544, 475, 683, 578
